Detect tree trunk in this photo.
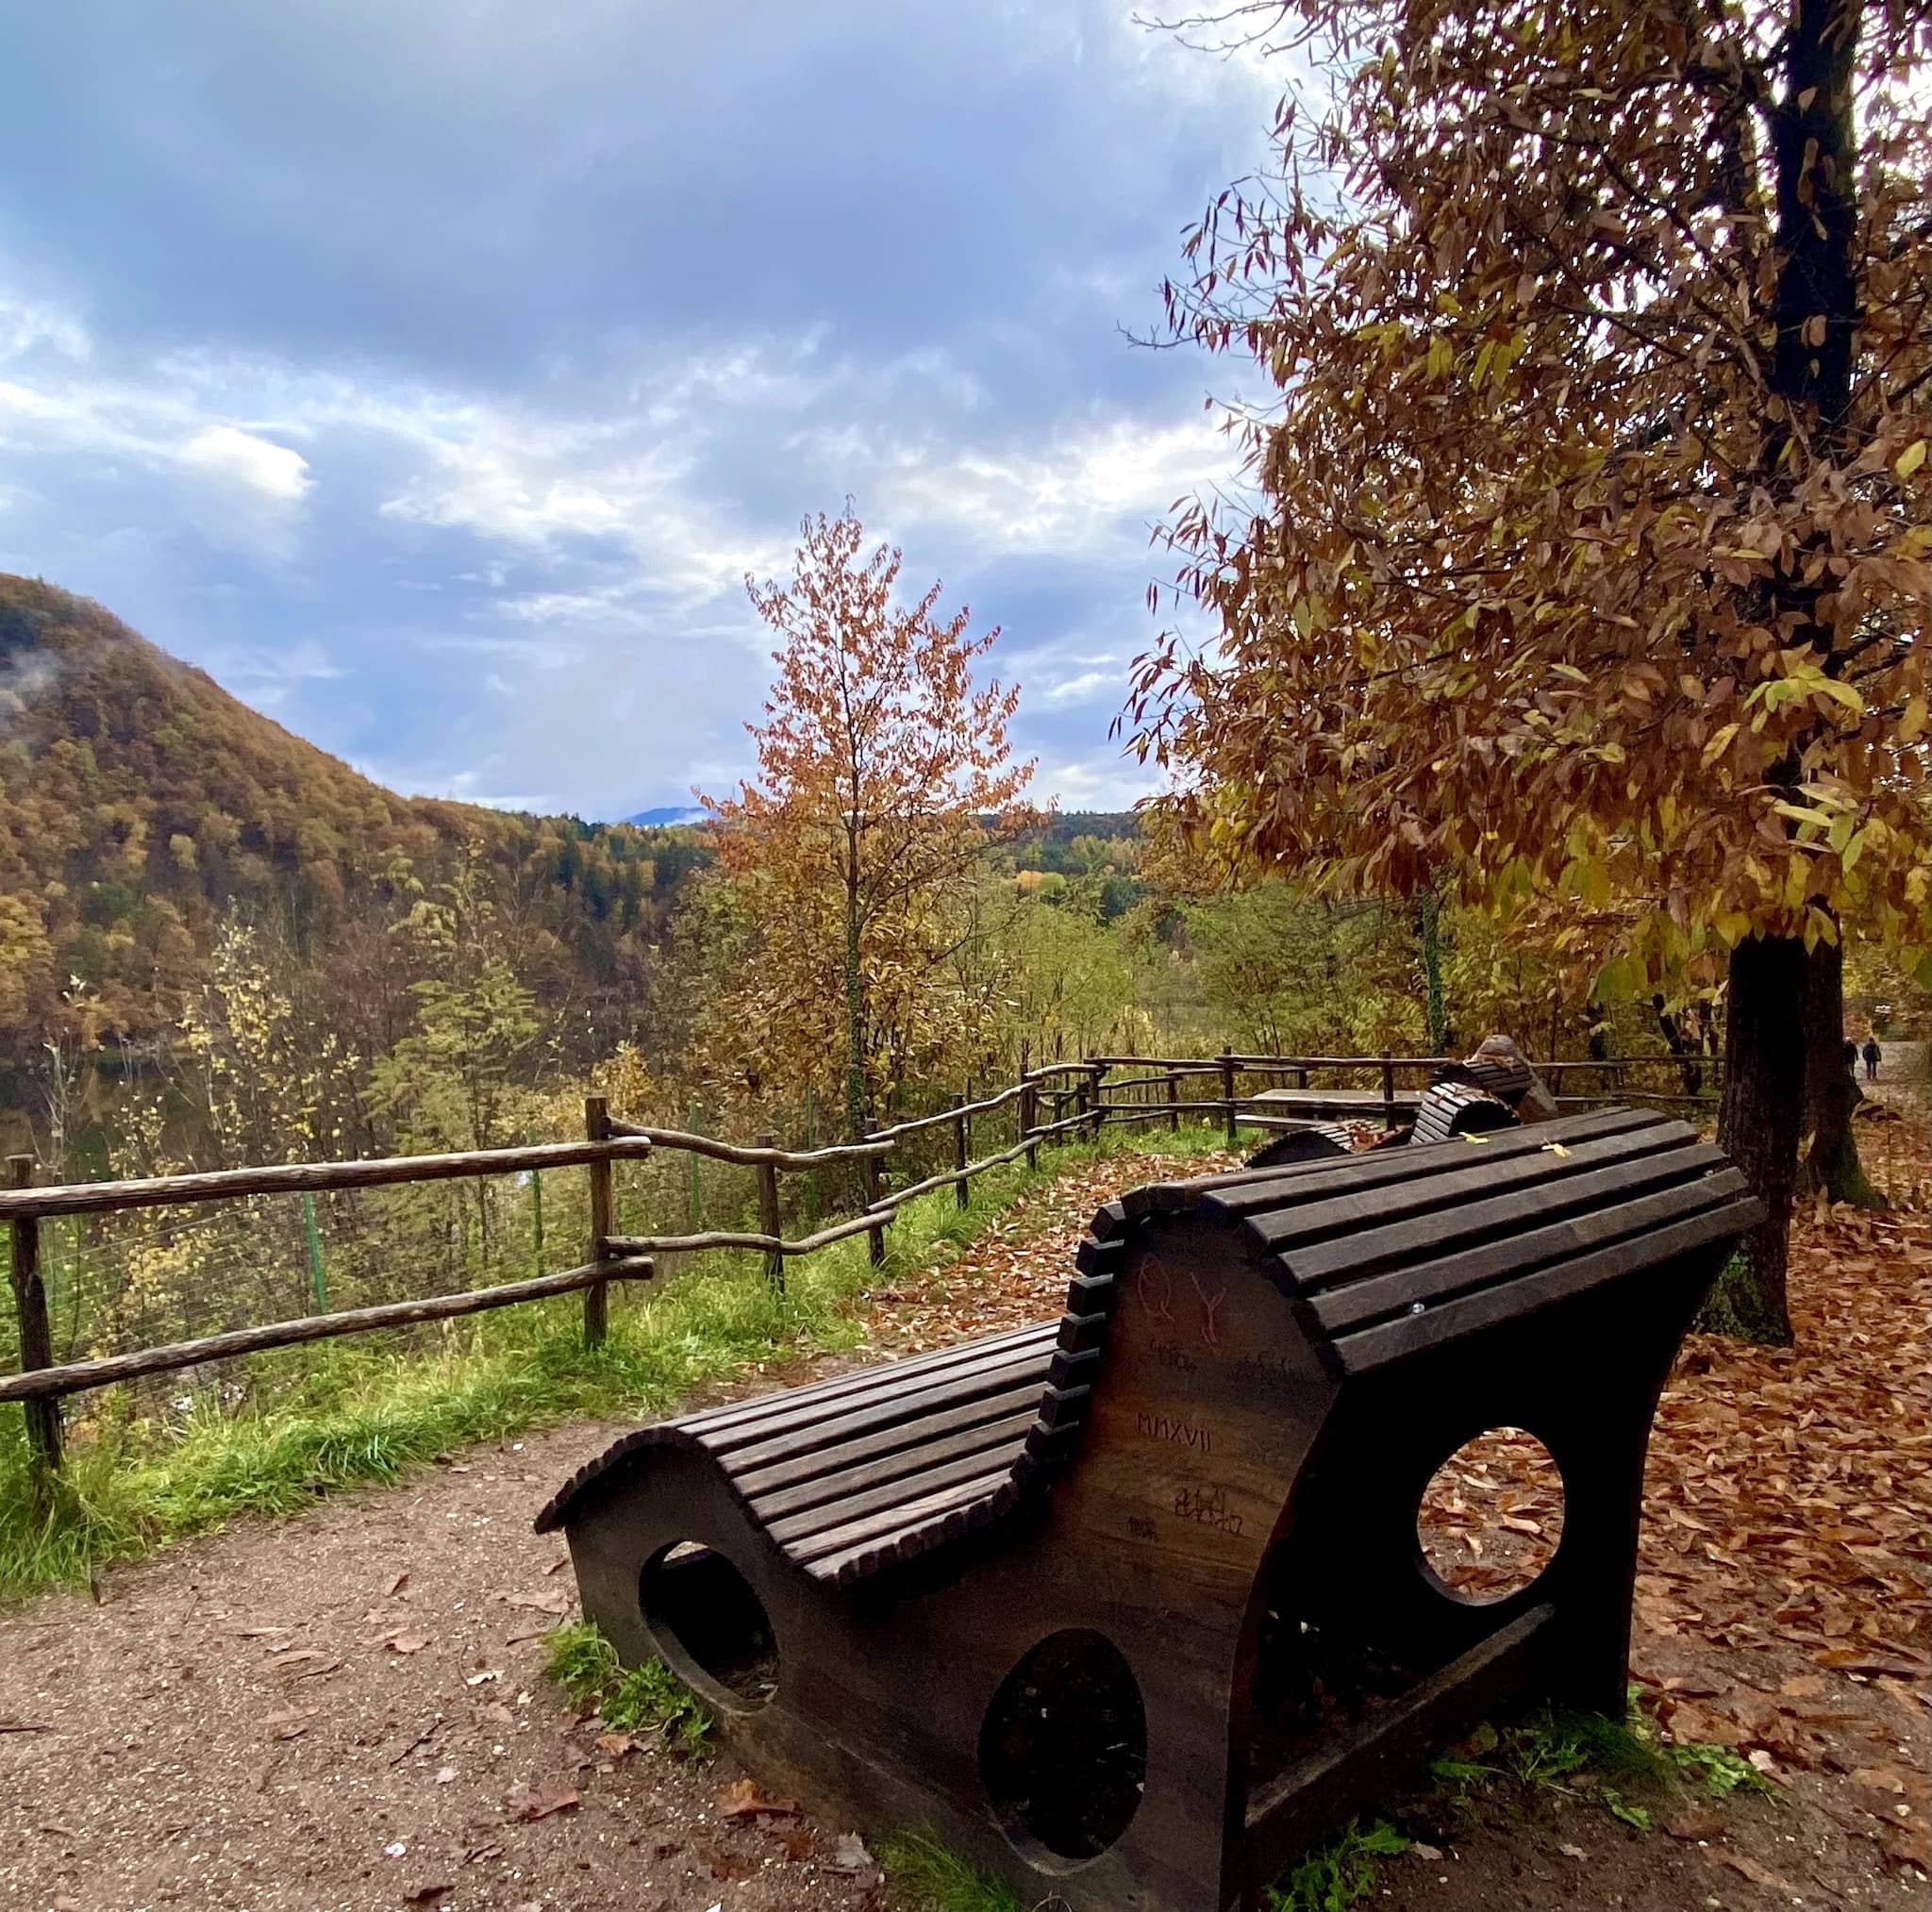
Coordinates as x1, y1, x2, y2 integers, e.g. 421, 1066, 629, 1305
1702, 0, 1864, 1343
841, 829, 868, 1142
1652, 994, 1705, 1100
1798, 927, 1880, 1205
1708, 934, 1804, 1344
1418, 883, 1448, 1054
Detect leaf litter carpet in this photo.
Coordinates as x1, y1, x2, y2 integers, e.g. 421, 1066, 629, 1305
0, 1130, 1926, 1911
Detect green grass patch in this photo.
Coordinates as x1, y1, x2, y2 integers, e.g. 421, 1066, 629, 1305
1269, 1818, 1410, 1912
0, 1124, 1233, 1603
877, 1831, 1028, 1912
1669, 1739, 1774, 1799
542, 1620, 710, 1757
1428, 1693, 1766, 1837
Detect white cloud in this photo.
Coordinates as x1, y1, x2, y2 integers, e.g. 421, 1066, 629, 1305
1034, 754, 1160, 811
1040, 667, 1117, 706
861, 414, 1241, 565
0, 291, 92, 366
0, 245, 1241, 814
177, 424, 311, 504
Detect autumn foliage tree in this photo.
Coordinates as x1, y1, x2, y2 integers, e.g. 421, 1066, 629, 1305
705, 507, 1034, 1136
1131, 0, 1929, 1338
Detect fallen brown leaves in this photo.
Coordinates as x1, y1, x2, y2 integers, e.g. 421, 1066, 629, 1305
503, 1781, 578, 1822
1639, 1198, 1929, 1686
848, 1147, 1242, 1360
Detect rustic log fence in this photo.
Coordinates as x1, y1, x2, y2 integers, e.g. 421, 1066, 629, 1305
1, 1048, 1719, 1488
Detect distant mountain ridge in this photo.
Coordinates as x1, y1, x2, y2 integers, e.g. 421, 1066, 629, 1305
625, 805, 709, 827
0, 575, 687, 1058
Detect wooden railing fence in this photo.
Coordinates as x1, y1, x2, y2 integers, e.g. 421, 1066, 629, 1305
1, 1048, 1718, 1487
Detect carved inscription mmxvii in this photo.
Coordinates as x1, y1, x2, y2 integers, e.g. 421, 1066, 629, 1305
1135, 1409, 1213, 1454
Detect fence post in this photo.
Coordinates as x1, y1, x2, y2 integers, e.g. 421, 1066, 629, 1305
1220, 1050, 1238, 1144
529, 1167, 544, 1276
5, 1156, 62, 1486
864, 1153, 886, 1268
1167, 1069, 1181, 1133
584, 1096, 611, 1348
1381, 1052, 1396, 1130
1021, 1075, 1040, 1171
756, 1131, 785, 1296
1087, 1061, 1108, 1142
301, 1190, 329, 1313
953, 1107, 970, 1211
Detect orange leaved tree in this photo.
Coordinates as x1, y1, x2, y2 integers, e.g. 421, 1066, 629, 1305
1129, 0, 1929, 1339
705, 506, 1033, 1137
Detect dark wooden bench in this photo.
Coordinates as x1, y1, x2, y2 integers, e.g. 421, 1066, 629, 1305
541, 1106, 1759, 1912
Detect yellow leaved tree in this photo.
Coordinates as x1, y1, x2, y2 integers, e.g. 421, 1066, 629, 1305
704, 506, 1035, 1137
1130, 0, 1929, 1338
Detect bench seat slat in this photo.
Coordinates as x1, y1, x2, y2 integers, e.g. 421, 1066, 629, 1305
746, 1409, 1041, 1530
1332, 1197, 1759, 1373
1192, 1107, 1659, 1221
1308, 1170, 1750, 1335
1285, 1143, 1731, 1293
676, 1322, 1054, 1439
791, 1469, 1018, 1571
1235, 1120, 1700, 1260
728, 1378, 1050, 1499
699, 1344, 1054, 1462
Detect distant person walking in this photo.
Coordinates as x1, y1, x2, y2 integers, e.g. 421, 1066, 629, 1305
1843, 1038, 1859, 1074
1862, 1037, 1882, 1082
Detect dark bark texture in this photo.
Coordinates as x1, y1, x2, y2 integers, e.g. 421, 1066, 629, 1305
1711, 934, 1805, 1344
1799, 930, 1880, 1206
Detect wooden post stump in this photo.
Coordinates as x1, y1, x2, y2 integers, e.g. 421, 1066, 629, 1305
756, 1131, 785, 1294
864, 1154, 886, 1267
953, 1109, 970, 1211
6, 1156, 62, 1485
584, 1097, 612, 1347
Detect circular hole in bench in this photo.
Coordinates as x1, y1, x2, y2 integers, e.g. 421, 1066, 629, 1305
1416, 1426, 1564, 1604
640, 1541, 778, 1711
979, 1628, 1146, 1868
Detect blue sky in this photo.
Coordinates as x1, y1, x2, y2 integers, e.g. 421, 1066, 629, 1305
0, 2, 1274, 818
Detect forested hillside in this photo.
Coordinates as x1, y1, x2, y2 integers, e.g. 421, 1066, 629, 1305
0, 576, 698, 1066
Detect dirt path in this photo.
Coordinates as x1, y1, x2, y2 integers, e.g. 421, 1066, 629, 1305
1, 1140, 1926, 1912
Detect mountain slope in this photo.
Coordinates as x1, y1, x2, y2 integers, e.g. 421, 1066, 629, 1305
0, 576, 692, 1055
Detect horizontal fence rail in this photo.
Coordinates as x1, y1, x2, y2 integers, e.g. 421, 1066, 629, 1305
0, 1256, 656, 1406
3, 1045, 1722, 1488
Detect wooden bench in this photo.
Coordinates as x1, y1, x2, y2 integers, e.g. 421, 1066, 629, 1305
540, 1106, 1759, 1912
